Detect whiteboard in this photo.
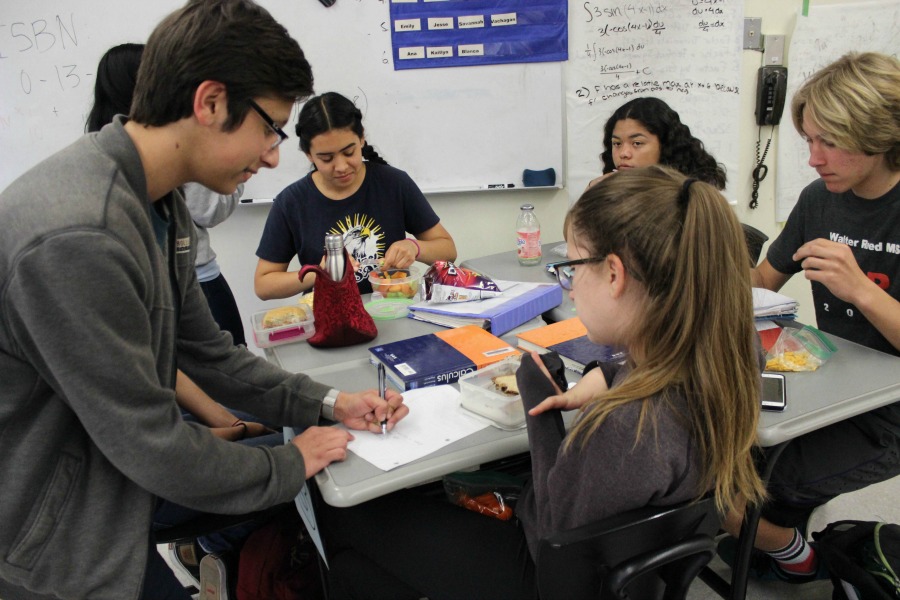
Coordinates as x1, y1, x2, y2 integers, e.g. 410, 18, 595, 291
0, 0, 565, 197
565, 0, 744, 203
775, 0, 899, 222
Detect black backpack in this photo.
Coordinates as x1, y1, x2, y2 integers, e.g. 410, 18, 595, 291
813, 520, 900, 599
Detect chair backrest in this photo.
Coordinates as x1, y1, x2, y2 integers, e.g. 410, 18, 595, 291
742, 223, 770, 266
535, 496, 721, 600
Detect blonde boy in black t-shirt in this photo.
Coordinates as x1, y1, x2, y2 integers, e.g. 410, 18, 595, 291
721, 51, 900, 584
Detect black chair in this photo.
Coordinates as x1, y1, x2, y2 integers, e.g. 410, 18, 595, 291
742, 223, 769, 266
535, 496, 721, 600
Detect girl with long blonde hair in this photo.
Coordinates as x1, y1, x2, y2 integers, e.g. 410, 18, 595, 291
319, 165, 766, 600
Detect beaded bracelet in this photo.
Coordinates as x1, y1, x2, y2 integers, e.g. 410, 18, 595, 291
405, 238, 420, 259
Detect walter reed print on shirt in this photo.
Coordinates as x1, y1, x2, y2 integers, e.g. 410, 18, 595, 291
821, 228, 897, 323
329, 212, 385, 284
829, 228, 896, 287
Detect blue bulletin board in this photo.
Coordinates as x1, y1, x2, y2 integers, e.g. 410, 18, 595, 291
389, 0, 568, 70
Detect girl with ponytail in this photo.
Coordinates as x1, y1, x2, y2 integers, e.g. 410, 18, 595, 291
255, 92, 456, 298
316, 165, 766, 599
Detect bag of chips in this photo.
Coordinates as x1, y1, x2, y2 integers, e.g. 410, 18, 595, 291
443, 470, 525, 521
422, 261, 503, 303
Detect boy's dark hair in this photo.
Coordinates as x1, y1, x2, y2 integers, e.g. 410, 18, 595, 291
600, 96, 727, 190
296, 92, 388, 165
131, 0, 314, 131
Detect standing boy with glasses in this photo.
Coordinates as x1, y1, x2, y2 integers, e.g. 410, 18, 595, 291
0, 1, 407, 597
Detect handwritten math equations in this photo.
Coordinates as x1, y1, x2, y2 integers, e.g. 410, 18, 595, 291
565, 0, 744, 200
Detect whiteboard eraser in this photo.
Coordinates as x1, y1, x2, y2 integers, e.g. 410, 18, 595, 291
523, 168, 556, 187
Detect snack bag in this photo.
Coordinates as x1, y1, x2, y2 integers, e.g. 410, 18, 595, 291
422, 261, 503, 303
443, 470, 524, 521
765, 325, 837, 372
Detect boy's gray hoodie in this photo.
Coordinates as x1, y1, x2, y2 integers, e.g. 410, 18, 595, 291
0, 118, 327, 599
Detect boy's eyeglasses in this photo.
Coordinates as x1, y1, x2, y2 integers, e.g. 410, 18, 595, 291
248, 99, 288, 149
548, 257, 605, 290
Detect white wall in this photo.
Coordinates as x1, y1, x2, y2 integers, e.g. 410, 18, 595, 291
216, 0, 868, 355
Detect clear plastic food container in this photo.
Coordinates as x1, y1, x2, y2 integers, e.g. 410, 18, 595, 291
366, 265, 423, 319
458, 358, 525, 430
368, 266, 422, 300
251, 304, 315, 348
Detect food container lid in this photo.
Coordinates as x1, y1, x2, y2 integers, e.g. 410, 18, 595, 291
364, 297, 415, 320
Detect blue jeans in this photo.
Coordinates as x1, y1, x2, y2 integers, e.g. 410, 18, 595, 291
153, 411, 285, 554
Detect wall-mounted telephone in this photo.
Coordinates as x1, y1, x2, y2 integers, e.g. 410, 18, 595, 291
755, 65, 788, 126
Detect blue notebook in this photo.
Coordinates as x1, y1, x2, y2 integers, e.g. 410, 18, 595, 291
369, 325, 520, 390
407, 281, 562, 336
516, 317, 625, 373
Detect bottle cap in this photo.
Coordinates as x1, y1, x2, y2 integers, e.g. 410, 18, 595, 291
520, 204, 534, 211
324, 234, 343, 250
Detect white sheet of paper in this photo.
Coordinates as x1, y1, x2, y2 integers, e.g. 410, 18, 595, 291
340, 385, 489, 471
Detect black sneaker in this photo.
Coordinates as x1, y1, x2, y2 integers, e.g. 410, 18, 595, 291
168, 539, 206, 584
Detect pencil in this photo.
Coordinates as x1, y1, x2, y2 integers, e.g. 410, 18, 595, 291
378, 363, 388, 434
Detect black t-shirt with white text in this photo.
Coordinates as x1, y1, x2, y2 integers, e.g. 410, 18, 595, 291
767, 179, 900, 357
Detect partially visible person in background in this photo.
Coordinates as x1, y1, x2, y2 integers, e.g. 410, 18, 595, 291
87, 42, 247, 346
588, 96, 727, 190
185, 183, 247, 345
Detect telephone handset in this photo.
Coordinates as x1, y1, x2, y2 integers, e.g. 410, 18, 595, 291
755, 66, 788, 126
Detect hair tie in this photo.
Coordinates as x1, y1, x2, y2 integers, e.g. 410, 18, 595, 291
678, 178, 697, 208
405, 238, 421, 259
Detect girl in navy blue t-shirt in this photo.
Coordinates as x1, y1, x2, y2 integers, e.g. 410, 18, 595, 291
254, 92, 457, 297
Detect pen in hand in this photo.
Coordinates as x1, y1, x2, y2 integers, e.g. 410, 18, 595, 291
378, 363, 388, 435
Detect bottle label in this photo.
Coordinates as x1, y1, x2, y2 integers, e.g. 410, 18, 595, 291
516, 229, 542, 259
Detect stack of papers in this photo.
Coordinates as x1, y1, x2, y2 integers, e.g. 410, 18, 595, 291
752, 288, 798, 319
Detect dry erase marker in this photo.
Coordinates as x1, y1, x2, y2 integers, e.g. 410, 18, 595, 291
377, 363, 388, 435
482, 183, 516, 190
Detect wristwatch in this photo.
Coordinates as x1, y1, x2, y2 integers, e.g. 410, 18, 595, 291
321, 388, 339, 421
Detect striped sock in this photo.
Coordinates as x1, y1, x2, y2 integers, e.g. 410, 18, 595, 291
767, 528, 817, 576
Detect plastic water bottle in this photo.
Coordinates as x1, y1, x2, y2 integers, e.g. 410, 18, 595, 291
516, 204, 542, 266
324, 234, 345, 281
